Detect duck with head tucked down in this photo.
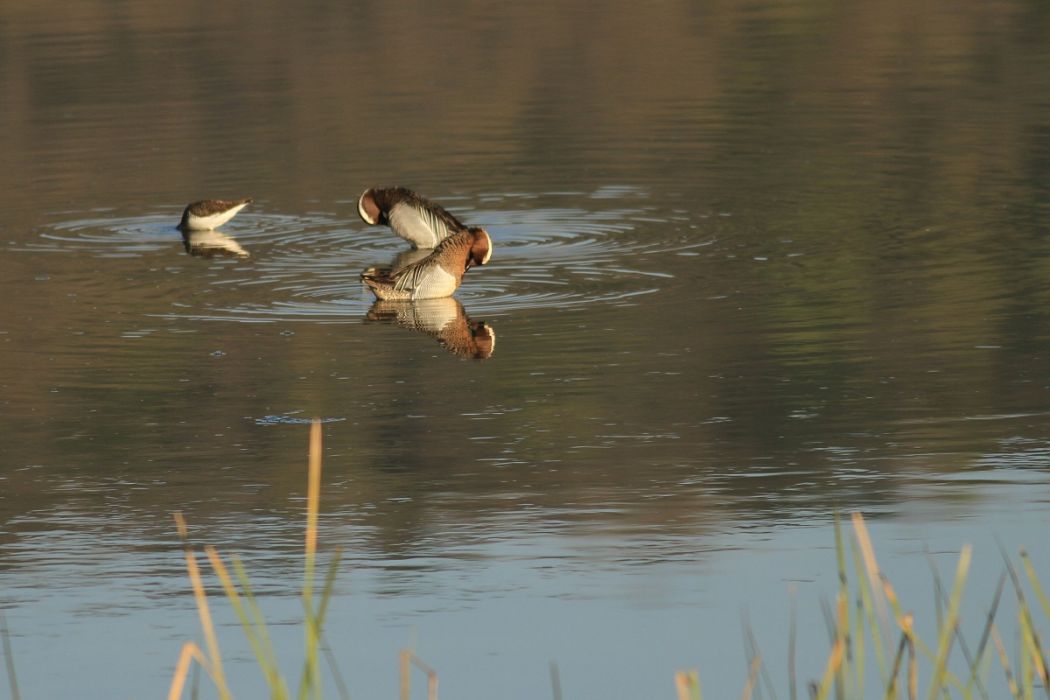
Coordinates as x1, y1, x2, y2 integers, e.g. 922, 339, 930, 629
358, 187, 467, 249
361, 226, 492, 301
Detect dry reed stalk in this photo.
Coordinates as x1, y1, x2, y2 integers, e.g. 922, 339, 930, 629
1, 612, 20, 700
550, 661, 563, 700
400, 649, 410, 700
167, 641, 213, 700
301, 419, 323, 698
173, 512, 230, 700
851, 514, 885, 616
399, 650, 439, 700
674, 670, 701, 700
740, 655, 761, 700
926, 545, 971, 700
991, 624, 1020, 699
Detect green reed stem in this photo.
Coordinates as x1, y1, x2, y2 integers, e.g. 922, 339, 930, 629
926, 545, 971, 700
1, 612, 20, 700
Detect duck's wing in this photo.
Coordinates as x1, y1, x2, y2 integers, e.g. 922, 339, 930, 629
390, 256, 458, 299
386, 191, 467, 249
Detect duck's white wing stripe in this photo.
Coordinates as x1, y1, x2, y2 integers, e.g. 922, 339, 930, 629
393, 261, 458, 299
418, 203, 457, 242
387, 201, 457, 248
388, 205, 435, 248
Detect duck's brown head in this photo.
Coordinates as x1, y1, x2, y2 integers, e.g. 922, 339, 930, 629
357, 188, 384, 225
466, 227, 492, 269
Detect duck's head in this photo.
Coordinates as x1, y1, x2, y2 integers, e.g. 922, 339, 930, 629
466, 227, 492, 269
357, 188, 383, 225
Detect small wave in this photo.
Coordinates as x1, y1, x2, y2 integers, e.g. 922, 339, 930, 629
34, 190, 693, 320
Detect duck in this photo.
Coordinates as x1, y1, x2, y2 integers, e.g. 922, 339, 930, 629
361, 227, 492, 300
178, 198, 252, 231
366, 297, 496, 359
358, 187, 467, 249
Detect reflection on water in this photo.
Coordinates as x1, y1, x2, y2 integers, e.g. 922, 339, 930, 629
366, 298, 496, 360
2, 0, 1050, 698
182, 229, 249, 259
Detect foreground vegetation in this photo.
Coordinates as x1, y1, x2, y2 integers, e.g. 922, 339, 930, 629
3, 421, 1048, 699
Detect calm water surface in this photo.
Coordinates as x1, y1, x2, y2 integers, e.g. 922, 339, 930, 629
3, 1, 1050, 697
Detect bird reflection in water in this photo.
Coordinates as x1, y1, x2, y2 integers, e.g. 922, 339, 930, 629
182, 229, 250, 259
177, 197, 252, 259
365, 297, 496, 359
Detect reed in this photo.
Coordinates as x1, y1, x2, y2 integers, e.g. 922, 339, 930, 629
1, 612, 21, 700
167, 419, 342, 700
676, 513, 1050, 700
150, 420, 1050, 699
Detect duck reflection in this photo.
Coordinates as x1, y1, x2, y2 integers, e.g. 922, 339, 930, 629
365, 297, 495, 359
182, 229, 250, 259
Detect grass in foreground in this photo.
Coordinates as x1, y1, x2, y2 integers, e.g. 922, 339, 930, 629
0, 420, 1032, 699
168, 421, 438, 700
676, 513, 1050, 700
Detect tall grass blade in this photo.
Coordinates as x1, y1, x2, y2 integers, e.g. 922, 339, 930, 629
298, 550, 344, 698
813, 592, 848, 700
319, 634, 352, 700
206, 546, 289, 699
1001, 545, 1050, 700
850, 535, 887, 684
851, 514, 890, 638
743, 611, 779, 700
740, 655, 761, 700
924, 548, 946, 633
400, 649, 410, 700
298, 419, 324, 700
230, 555, 286, 690
789, 589, 798, 700
173, 512, 231, 700
852, 596, 864, 698
926, 545, 971, 700
400, 651, 438, 700
1021, 551, 1050, 622
1020, 606, 1050, 698
1, 612, 21, 700
990, 625, 1021, 700
928, 550, 989, 700
550, 661, 563, 700
885, 625, 910, 700
906, 630, 916, 700
674, 670, 702, 700
833, 516, 848, 700
168, 641, 214, 700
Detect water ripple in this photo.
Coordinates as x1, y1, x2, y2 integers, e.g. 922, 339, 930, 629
31, 191, 695, 320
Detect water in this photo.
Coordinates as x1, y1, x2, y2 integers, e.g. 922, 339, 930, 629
3, 0, 1050, 697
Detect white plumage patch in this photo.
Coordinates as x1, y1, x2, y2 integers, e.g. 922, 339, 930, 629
358, 192, 378, 225
478, 230, 493, 265
184, 202, 250, 231
388, 203, 455, 249
395, 262, 458, 300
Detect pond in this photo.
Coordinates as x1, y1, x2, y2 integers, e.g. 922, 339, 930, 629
2, 1, 1050, 697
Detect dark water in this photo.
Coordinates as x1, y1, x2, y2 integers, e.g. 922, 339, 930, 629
3, 1, 1050, 697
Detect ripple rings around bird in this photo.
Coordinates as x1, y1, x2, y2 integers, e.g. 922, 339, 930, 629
31, 192, 708, 321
